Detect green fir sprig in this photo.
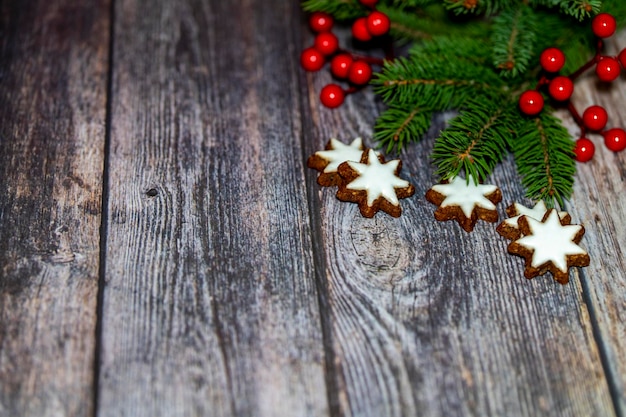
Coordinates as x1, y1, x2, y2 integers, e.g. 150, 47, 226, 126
302, 0, 623, 206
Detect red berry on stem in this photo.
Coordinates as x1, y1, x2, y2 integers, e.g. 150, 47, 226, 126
519, 90, 544, 116
548, 76, 574, 101
314, 32, 339, 56
540, 47, 566, 73
603, 128, 626, 152
575, 138, 595, 162
582, 105, 608, 131
348, 60, 372, 85
320, 84, 345, 108
352, 17, 372, 42
300, 47, 325, 72
309, 12, 333, 32
592, 13, 616, 38
366, 11, 390, 36
618, 48, 626, 68
331, 54, 354, 79
359, 0, 379, 7
596, 57, 621, 82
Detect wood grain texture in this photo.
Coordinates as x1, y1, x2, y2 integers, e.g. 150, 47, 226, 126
98, 1, 328, 416
562, 31, 626, 415
302, 45, 619, 416
0, 1, 110, 416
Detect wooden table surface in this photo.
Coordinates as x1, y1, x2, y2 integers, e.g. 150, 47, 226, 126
1, 1, 625, 416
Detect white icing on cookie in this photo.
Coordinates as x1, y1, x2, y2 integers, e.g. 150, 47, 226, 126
504, 201, 568, 228
431, 175, 498, 218
516, 210, 587, 272
345, 149, 409, 207
316, 138, 364, 173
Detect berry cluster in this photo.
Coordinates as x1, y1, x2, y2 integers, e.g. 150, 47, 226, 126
518, 13, 626, 162
300, 0, 391, 108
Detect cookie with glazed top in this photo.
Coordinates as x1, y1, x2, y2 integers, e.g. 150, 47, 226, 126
497, 200, 571, 240
507, 209, 589, 284
307, 137, 368, 186
336, 149, 415, 218
425, 175, 502, 232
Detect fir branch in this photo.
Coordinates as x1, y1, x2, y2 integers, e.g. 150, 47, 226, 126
491, 5, 537, 79
443, 0, 510, 16
512, 112, 576, 207
373, 36, 505, 108
374, 105, 434, 153
301, 0, 365, 20
432, 93, 512, 183
559, 0, 601, 20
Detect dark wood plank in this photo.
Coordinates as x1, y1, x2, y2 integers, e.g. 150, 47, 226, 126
98, 1, 328, 415
0, 0, 110, 416
563, 31, 626, 415
302, 36, 618, 417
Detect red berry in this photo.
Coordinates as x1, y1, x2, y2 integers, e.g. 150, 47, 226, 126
540, 47, 566, 73
352, 17, 372, 42
582, 105, 608, 131
618, 48, 626, 69
300, 47, 325, 72
348, 60, 372, 85
314, 32, 339, 56
309, 12, 333, 33
330, 54, 354, 79
320, 84, 345, 108
592, 13, 616, 38
575, 138, 595, 162
366, 11, 390, 36
548, 76, 574, 101
603, 128, 626, 152
596, 57, 621, 82
359, 0, 378, 7
519, 90, 544, 116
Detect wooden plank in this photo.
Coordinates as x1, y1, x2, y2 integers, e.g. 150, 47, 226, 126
98, 1, 328, 416
563, 31, 626, 415
301, 41, 618, 417
0, 1, 110, 416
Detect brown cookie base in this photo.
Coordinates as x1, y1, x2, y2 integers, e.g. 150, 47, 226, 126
425, 186, 502, 232
336, 151, 414, 218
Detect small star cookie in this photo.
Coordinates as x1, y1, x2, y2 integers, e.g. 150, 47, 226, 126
307, 138, 368, 186
336, 149, 415, 218
425, 175, 502, 232
497, 200, 571, 240
507, 209, 590, 284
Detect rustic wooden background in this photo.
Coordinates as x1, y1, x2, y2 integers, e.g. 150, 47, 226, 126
1, 0, 624, 416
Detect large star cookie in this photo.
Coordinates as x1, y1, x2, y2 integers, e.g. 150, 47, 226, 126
425, 175, 502, 232
507, 209, 590, 284
336, 149, 415, 218
497, 200, 571, 240
307, 137, 367, 186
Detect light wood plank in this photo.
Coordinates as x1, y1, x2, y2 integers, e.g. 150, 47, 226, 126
563, 31, 626, 415
0, 1, 110, 416
302, 43, 618, 416
98, 1, 328, 416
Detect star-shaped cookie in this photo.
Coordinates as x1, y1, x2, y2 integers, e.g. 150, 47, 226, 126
307, 138, 368, 186
497, 200, 571, 240
507, 209, 590, 284
336, 149, 415, 218
425, 175, 502, 232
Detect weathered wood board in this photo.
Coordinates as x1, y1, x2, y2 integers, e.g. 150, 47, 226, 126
97, 1, 327, 416
0, 1, 110, 416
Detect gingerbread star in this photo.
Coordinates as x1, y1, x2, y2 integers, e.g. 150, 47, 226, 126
507, 209, 590, 284
307, 137, 368, 186
336, 149, 415, 218
425, 175, 502, 232
497, 200, 571, 240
